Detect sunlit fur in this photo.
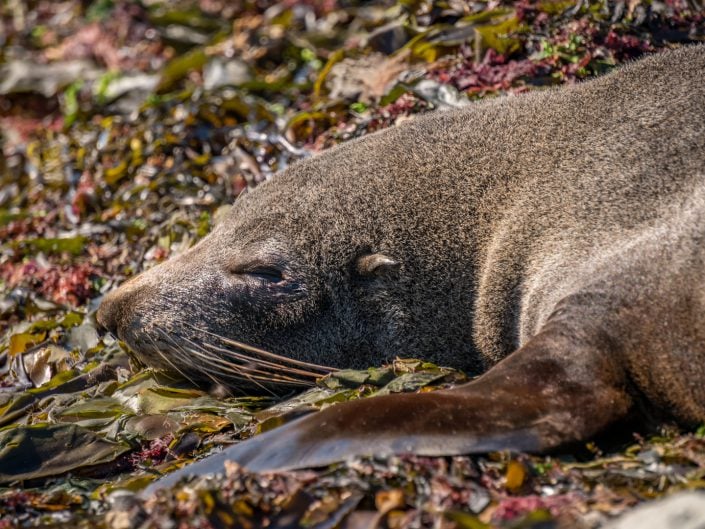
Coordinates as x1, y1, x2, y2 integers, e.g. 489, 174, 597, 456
99, 46, 705, 424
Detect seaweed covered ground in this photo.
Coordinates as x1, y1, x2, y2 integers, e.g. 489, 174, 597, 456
1, 1, 705, 528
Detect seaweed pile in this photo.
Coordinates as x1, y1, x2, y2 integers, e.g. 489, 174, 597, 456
1, 1, 704, 527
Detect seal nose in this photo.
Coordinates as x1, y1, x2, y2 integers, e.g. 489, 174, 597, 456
96, 288, 122, 335
96, 276, 150, 338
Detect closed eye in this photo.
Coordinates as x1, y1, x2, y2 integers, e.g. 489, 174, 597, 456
245, 267, 284, 283
228, 263, 285, 283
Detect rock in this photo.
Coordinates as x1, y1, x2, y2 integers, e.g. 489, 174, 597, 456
603, 492, 705, 529
203, 58, 251, 90
106, 490, 147, 529
326, 52, 410, 103
411, 79, 470, 109
69, 322, 100, 353
368, 22, 410, 54
0, 59, 102, 97
101, 73, 159, 113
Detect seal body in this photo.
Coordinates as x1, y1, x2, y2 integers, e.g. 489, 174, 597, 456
98, 45, 705, 480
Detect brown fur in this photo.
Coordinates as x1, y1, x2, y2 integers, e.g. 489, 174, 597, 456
98, 45, 705, 483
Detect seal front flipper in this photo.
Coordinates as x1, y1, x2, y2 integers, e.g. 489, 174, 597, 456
144, 305, 633, 495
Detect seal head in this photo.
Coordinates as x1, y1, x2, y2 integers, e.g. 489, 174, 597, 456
98, 122, 491, 388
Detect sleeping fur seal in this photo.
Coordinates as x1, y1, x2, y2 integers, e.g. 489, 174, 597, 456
98, 45, 705, 487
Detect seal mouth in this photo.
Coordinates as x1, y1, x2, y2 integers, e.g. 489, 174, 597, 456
119, 320, 337, 394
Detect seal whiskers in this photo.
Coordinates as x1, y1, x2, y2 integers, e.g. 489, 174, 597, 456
181, 322, 335, 376
182, 339, 313, 388
155, 329, 248, 395
169, 319, 335, 387
182, 345, 282, 396
199, 342, 322, 383
148, 331, 201, 388
146, 320, 330, 390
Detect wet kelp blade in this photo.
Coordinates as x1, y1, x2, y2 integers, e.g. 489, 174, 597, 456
0, 423, 129, 483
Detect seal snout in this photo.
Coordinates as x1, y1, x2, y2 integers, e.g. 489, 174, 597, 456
96, 275, 154, 340
96, 290, 119, 335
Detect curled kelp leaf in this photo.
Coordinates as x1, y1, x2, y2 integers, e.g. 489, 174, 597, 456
0, 423, 130, 483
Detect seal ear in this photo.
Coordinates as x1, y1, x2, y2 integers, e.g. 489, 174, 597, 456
356, 253, 400, 278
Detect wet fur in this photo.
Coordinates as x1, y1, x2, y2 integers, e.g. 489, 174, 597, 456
99, 46, 705, 482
